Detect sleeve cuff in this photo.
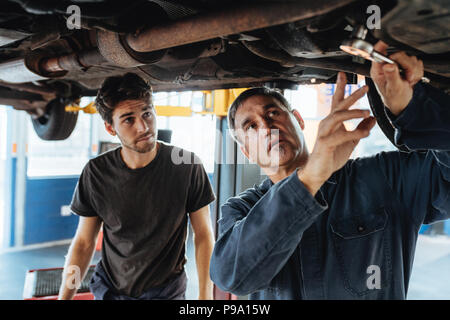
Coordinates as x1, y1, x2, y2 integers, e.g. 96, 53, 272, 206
384, 83, 428, 148
284, 169, 329, 215
188, 195, 216, 214
70, 205, 97, 217
385, 82, 426, 128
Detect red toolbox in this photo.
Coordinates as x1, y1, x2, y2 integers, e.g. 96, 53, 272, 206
23, 265, 96, 300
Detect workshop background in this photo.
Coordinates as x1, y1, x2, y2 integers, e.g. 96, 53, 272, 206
0, 81, 449, 300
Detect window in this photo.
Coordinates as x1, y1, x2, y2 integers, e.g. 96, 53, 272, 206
0, 106, 7, 249
26, 98, 93, 177
165, 114, 216, 173
285, 78, 397, 158
154, 91, 216, 173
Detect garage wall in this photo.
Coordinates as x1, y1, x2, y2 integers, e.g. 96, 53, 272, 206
7, 157, 16, 247
23, 175, 79, 245
8, 156, 79, 246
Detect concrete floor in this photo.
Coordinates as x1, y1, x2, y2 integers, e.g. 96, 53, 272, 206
0, 241, 97, 300
0, 234, 448, 300
0, 159, 5, 249
0, 225, 199, 300
407, 235, 450, 299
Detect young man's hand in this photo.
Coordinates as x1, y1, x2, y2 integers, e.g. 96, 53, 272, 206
298, 72, 376, 196
370, 40, 424, 116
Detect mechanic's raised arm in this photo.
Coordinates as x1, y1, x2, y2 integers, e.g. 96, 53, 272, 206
368, 41, 450, 226
370, 41, 450, 150
210, 175, 327, 296
210, 73, 374, 296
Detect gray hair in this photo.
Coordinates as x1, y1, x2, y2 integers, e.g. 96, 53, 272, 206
227, 87, 292, 143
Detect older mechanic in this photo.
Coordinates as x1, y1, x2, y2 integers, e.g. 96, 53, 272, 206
210, 41, 450, 299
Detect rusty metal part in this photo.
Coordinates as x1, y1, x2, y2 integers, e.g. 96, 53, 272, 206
126, 0, 356, 53
0, 85, 49, 115
24, 48, 69, 79
241, 41, 297, 67
95, 2, 170, 68
242, 40, 370, 76
0, 97, 47, 115
39, 56, 65, 73
97, 30, 146, 67
0, 81, 57, 98
0, 47, 105, 84
30, 30, 61, 50
97, 30, 167, 67
78, 49, 107, 67
373, 0, 450, 55
39, 48, 106, 73
164, 39, 225, 61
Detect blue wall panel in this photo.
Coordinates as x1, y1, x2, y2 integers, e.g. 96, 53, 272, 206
24, 174, 214, 245
9, 157, 16, 247
24, 177, 79, 245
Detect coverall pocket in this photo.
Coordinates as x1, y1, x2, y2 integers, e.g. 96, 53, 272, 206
330, 208, 392, 297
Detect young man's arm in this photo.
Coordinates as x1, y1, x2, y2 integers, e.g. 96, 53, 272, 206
189, 204, 215, 300
58, 216, 102, 300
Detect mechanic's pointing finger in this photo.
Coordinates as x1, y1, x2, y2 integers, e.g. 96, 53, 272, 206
356, 115, 377, 132
320, 109, 370, 136
335, 85, 368, 111
332, 72, 347, 107
322, 126, 369, 148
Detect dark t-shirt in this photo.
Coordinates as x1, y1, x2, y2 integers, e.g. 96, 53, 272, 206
70, 142, 215, 297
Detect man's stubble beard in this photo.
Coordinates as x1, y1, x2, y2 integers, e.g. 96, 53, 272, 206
119, 134, 156, 154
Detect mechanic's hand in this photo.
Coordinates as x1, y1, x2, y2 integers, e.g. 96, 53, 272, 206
370, 40, 424, 116
298, 72, 376, 196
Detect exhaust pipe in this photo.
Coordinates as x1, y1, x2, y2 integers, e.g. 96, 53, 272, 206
125, 0, 356, 53
0, 48, 105, 84
39, 48, 106, 73
0, 0, 357, 83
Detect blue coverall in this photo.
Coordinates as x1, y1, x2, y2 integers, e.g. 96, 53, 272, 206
210, 83, 450, 299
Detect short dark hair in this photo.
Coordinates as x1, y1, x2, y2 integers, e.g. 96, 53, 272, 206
95, 72, 152, 124
227, 87, 292, 143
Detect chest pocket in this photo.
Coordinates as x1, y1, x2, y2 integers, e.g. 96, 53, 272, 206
330, 208, 392, 297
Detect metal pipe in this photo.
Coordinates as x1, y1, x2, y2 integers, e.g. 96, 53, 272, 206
39, 56, 63, 73
0, 48, 105, 84
0, 81, 57, 96
242, 40, 370, 76
39, 48, 106, 73
0, 98, 46, 113
126, 0, 356, 53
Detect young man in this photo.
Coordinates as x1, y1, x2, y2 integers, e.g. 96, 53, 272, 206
210, 41, 450, 299
58, 73, 216, 300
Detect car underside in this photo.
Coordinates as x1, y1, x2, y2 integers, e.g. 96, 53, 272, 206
0, 0, 449, 140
